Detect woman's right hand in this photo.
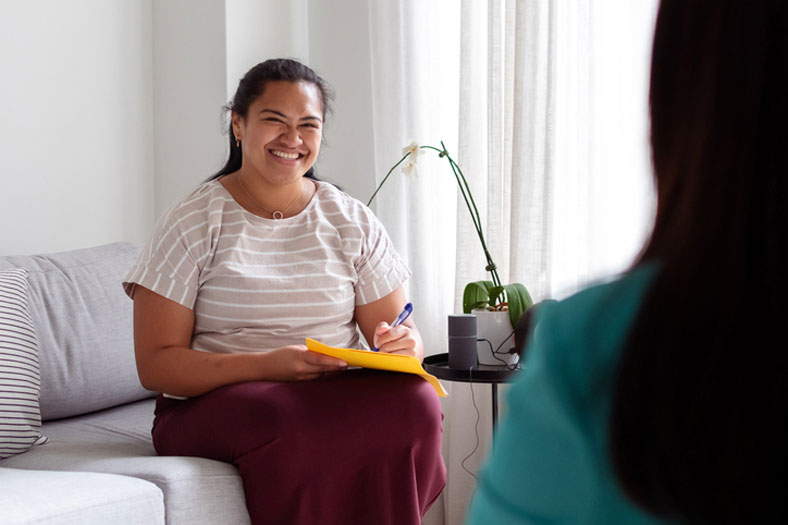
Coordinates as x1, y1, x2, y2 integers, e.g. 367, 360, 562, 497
260, 345, 348, 381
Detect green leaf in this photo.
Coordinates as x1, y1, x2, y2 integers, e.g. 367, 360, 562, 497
503, 283, 534, 329
468, 301, 490, 311
487, 286, 505, 306
463, 281, 494, 313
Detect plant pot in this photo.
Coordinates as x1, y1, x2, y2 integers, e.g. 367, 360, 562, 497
472, 309, 518, 366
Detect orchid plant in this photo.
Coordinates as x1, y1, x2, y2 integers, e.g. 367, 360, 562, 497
367, 141, 534, 330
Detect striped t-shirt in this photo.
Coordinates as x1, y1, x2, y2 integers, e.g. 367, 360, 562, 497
123, 179, 410, 354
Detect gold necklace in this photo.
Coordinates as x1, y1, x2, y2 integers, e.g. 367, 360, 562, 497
237, 175, 303, 220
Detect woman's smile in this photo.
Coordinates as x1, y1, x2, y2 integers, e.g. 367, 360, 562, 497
269, 149, 303, 161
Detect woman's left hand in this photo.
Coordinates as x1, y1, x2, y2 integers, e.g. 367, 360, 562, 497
373, 322, 419, 357
355, 287, 424, 361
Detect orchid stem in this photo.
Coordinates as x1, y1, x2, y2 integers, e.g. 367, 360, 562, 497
367, 152, 411, 207
438, 142, 502, 288
368, 142, 503, 292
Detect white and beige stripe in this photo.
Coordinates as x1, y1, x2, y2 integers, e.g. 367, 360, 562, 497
124, 179, 410, 354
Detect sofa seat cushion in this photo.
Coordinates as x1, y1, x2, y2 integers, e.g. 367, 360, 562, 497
0, 399, 250, 524
0, 466, 164, 524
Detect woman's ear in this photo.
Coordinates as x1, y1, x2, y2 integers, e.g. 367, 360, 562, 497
231, 111, 243, 142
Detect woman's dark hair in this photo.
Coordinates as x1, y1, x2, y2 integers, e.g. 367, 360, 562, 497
610, 1, 788, 523
208, 58, 334, 181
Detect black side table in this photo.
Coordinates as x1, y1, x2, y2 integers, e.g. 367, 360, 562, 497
424, 353, 521, 434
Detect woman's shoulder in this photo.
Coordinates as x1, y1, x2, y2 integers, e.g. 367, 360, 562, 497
164, 179, 229, 219
314, 179, 363, 209
474, 264, 667, 525
527, 264, 660, 385
155, 180, 236, 231
313, 180, 379, 228
542, 264, 658, 339
146, 179, 239, 253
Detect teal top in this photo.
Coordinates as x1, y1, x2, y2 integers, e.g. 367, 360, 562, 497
466, 265, 673, 524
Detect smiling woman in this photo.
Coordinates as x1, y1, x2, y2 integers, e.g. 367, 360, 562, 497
209, 60, 331, 220
227, 80, 324, 219
122, 59, 446, 525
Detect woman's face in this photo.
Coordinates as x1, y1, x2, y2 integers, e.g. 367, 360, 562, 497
232, 80, 323, 186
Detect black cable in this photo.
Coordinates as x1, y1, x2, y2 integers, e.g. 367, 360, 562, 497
460, 334, 523, 483
494, 329, 515, 354
490, 335, 511, 367
480, 332, 521, 371
478, 338, 497, 361
460, 365, 481, 483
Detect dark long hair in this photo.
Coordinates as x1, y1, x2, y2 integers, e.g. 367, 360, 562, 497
609, 1, 788, 523
207, 58, 334, 181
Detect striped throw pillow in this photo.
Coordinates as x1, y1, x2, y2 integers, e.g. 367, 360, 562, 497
0, 268, 47, 459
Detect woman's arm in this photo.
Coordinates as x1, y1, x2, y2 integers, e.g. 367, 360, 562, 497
354, 286, 424, 361
132, 285, 347, 397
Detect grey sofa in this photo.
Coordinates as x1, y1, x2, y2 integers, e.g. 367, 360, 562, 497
0, 243, 250, 524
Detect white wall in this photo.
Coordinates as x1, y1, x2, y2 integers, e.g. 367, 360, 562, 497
225, 0, 310, 98
152, 0, 227, 216
0, 0, 155, 256
0, 0, 376, 255
225, 0, 375, 201
308, 0, 376, 201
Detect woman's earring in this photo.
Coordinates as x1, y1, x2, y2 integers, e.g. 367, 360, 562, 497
235, 138, 240, 148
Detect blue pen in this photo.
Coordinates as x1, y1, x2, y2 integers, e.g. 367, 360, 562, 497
372, 302, 413, 352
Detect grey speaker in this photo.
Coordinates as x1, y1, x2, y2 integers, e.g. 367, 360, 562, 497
448, 314, 478, 369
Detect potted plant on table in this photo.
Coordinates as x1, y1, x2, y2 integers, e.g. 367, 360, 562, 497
367, 141, 534, 364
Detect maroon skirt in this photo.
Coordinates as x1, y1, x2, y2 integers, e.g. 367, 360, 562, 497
152, 369, 446, 525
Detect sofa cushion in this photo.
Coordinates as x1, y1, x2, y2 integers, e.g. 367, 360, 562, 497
0, 466, 164, 524
0, 243, 155, 420
0, 268, 48, 459
0, 398, 251, 524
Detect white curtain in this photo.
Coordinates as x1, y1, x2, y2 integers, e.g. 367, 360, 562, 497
368, 1, 657, 523
367, 0, 460, 360
548, 1, 658, 298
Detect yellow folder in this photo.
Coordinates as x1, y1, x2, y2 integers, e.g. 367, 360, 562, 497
305, 338, 447, 397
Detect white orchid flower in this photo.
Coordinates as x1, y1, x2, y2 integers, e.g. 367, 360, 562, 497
401, 141, 423, 178
402, 160, 417, 178
402, 141, 421, 157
